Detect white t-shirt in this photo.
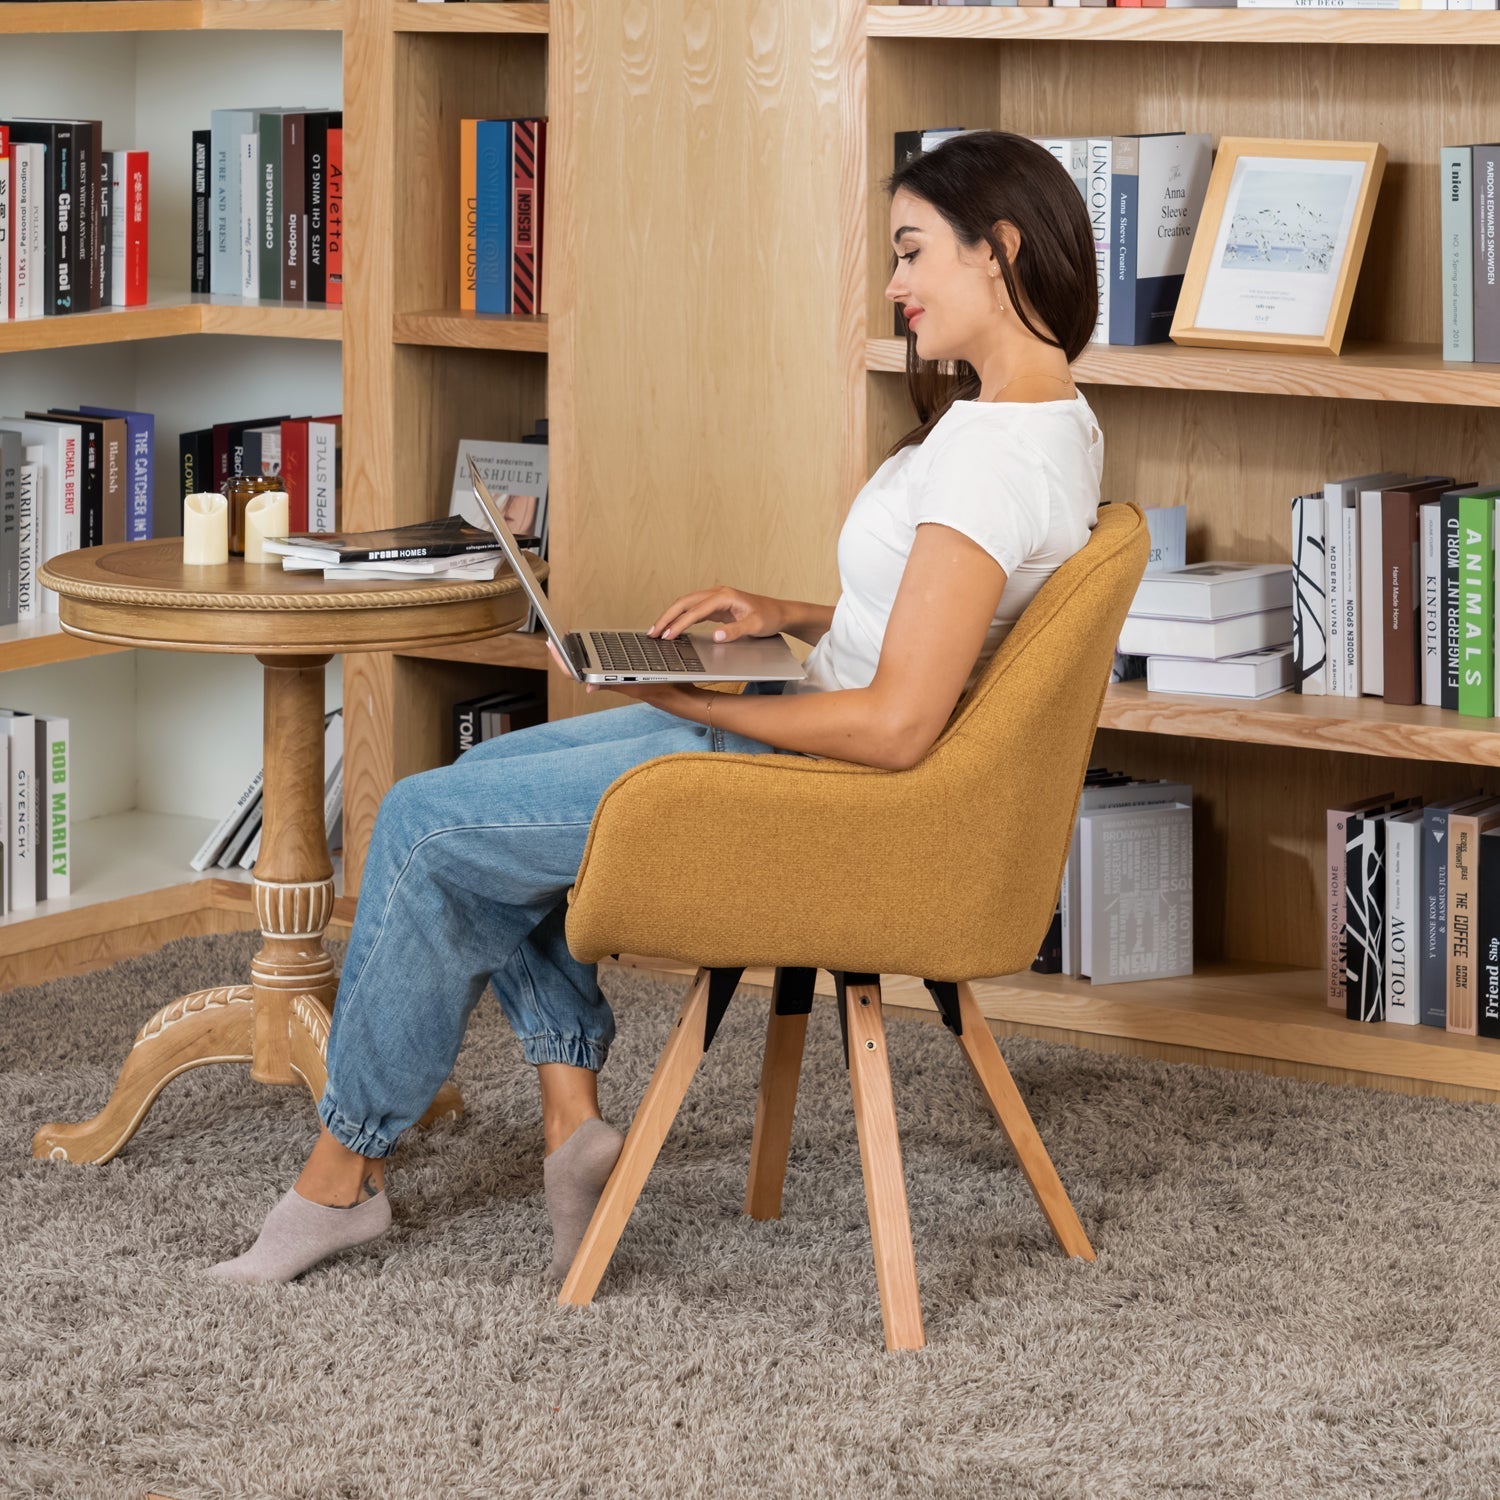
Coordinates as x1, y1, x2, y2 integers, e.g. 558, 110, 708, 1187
790, 391, 1103, 696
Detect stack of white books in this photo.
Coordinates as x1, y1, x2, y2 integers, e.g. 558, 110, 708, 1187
1118, 562, 1297, 700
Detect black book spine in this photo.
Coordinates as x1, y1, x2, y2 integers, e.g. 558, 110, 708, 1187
453, 703, 480, 760
1442, 493, 1461, 711
178, 428, 213, 528
304, 112, 334, 303
191, 130, 211, 294
99, 151, 114, 309
1031, 907, 1063, 975
82, 422, 102, 547
1480, 829, 1500, 1038
1345, 813, 1387, 1022
71, 121, 95, 313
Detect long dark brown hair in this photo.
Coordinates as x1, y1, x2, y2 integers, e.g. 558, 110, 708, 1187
885, 131, 1097, 458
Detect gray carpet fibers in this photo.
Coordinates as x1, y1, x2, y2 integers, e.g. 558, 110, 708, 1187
4, 931, 1500, 1499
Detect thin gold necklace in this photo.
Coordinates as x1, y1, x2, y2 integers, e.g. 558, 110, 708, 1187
991, 371, 1075, 402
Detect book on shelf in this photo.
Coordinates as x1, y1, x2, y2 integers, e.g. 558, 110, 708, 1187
1454, 486, 1500, 717
1117, 606, 1292, 661
1380, 477, 1459, 707
1057, 771, 1192, 978
1447, 798, 1500, 1033
1112, 503, 1184, 682
0, 128, 10, 323
0, 707, 68, 915
190, 767, 263, 872
0, 416, 80, 613
1108, 133, 1213, 346
1420, 793, 1484, 1027
206, 106, 340, 302
1478, 826, 1500, 1037
1290, 492, 1328, 694
105, 149, 148, 308
1131, 561, 1292, 621
1384, 807, 1424, 1026
452, 689, 546, 761
266, 515, 535, 567
1324, 471, 1404, 700
1345, 800, 1414, 1023
0, 430, 19, 627
1079, 800, 1193, 985
1145, 646, 1295, 699
461, 117, 549, 318
449, 430, 550, 629
1326, 791, 1394, 1013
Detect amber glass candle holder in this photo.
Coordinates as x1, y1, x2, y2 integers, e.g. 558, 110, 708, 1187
222, 474, 288, 557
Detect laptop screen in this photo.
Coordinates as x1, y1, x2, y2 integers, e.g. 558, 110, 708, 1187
466, 456, 574, 669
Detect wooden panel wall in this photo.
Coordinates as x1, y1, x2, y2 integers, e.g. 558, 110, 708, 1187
549, 0, 866, 719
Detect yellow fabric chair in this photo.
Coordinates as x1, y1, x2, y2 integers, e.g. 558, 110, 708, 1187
560, 501, 1150, 1349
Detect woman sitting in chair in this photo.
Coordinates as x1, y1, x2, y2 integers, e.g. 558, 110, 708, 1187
208, 129, 1103, 1287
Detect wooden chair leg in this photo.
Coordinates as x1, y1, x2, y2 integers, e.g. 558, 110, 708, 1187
744, 966, 815, 1221
951, 981, 1095, 1262
840, 975, 925, 1353
558, 967, 717, 1307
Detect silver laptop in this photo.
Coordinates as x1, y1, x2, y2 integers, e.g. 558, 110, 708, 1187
467, 457, 806, 686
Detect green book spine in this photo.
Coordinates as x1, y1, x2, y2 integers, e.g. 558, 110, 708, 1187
258, 112, 283, 300
1458, 493, 1495, 717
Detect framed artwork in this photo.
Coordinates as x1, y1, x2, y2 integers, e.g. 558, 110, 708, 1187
1169, 138, 1386, 356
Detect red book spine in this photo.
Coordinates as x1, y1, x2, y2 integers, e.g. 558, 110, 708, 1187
125, 150, 148, 307
533, 119, 546, 315
280, 418, 310, 532
326, 126, 343, 307
510, 119, 538, 315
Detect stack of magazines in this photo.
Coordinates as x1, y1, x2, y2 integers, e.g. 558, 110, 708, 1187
265, 516, 538, 581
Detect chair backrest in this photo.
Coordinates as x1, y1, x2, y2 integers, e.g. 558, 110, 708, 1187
904, 500, 1149, 979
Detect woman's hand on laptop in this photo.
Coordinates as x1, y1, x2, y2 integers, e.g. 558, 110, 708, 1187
647, 586, 786, 643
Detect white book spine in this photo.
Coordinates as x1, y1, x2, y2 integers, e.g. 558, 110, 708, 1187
239, 132, 259, 300
25, 145, 43, 320
42, 716, 68, 901
17, 450, 38, 621
109, 152, 128, 308
12, 145, 33, 320
1385, 818, 1421, 1025
308, 423, 336, 531
4, 717, 37, 912
1421, 502, 1443, 706
323, 761, 344, 845
239, 821, 262, 869
1359, 488, 1384, 696
1342, 505, 1361, 698
1086, 139, 1111, 345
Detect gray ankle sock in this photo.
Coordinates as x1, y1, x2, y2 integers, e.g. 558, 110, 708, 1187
205, 1186, 392, 1285
544, 1117, 624, 1284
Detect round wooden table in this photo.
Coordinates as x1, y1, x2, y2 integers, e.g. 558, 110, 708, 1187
31, 539, 547, 1165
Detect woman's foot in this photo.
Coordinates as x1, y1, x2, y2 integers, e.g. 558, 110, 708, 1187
543, 1117, 624, 1284
204, 1186, 392, 1285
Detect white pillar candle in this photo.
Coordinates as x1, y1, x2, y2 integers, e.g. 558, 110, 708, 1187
243, 489, 291, 564
182, 492, 229, 566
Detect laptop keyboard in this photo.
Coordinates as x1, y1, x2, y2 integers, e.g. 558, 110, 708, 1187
589, 631, 704, 674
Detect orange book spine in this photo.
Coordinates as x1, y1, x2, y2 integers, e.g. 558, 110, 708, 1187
460, 119, 478, 312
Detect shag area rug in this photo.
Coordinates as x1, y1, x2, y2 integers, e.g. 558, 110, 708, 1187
4, 932, 1500, 1500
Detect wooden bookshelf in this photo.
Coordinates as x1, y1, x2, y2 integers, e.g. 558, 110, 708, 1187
0, 296, 340, 355
0, 620, 126, 674
851, 6, 1500, 1097
868, 337, 1500, 408
399, 630, 549, 670
867, 3, 1500, 47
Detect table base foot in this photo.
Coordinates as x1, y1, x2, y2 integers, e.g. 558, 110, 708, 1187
33, 985, 256, 1165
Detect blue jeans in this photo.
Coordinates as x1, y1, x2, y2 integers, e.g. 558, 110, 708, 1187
317, 689, 785, 1159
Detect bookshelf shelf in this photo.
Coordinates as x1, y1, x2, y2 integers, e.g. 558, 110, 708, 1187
0, 620, 127, 675
0, 1, 343, 34
200, 0, 346, 30
621, 956, 1500, 1099
391, 1, 550, 34
392, 311, 549, 353
867, 338, 1500, 408
0, 811, 245, 940
1099, 681, 1500, 767
399, 630, 549, 670
0, 296, 340, 356
866, 3, 1500, 48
